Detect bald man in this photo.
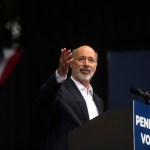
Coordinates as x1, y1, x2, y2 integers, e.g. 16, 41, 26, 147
36, 45, 104, 150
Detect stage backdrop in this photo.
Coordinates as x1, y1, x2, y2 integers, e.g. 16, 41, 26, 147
107, 50, 150, 109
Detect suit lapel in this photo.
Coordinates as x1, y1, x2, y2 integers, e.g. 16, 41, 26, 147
93, 94, 103, 113
65, 78, 89, 121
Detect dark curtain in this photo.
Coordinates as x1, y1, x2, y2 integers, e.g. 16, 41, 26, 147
1, 0, 150, 150
0, 49, 40, 150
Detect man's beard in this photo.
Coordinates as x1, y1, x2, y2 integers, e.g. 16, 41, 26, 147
73, 67, 95, 82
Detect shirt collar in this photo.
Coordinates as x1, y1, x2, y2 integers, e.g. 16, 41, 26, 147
70, 76, 93, 95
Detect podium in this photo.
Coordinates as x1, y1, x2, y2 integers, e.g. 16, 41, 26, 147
68, 108, 133, 150
69, 100, 150, 150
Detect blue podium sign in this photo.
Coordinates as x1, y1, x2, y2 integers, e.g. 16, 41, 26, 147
133, 100, 150, 150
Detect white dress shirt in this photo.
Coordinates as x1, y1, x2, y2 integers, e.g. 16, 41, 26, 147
71, 76, 99, 120
55, 69, 99, 120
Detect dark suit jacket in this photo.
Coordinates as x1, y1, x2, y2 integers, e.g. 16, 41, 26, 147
37, 72, 104, 150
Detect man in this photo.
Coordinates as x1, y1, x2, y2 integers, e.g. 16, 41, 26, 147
36, 45, 104, 150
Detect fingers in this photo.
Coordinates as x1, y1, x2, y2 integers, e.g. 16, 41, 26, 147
60, 48, 66, 58
60, 48, 74, 65
58, 48, 74, 76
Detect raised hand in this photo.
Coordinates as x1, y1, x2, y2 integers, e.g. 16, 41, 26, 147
58, 48, 74, 77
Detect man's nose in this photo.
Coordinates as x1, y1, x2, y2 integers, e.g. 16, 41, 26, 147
83, 59, 89, 66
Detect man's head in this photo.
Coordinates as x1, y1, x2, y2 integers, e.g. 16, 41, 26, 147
70, 45, 98, 85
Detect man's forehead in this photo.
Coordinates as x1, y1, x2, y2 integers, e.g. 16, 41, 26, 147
75, 49, 96, 57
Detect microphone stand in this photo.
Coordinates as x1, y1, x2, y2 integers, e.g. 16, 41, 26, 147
144, 91, 150, 105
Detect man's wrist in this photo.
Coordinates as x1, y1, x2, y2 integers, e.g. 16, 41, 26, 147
56, 69, 67, 83
57, 68, 66, 78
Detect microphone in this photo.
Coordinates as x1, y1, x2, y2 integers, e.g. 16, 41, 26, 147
129, 87, 150, 104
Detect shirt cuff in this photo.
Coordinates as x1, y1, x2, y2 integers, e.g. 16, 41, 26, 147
55, 69, 67, 83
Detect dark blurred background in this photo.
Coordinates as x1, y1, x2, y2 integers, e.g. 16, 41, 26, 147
0, 0, 150, 150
